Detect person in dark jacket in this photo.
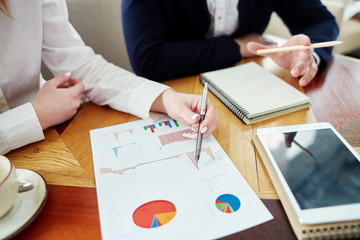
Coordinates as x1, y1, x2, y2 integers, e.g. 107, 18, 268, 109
122, 0, 339, 85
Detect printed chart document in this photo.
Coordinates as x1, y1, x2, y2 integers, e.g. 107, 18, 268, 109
90, 117, 273, 239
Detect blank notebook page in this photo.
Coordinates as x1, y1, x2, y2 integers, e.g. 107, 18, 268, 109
201, 62, 310, 118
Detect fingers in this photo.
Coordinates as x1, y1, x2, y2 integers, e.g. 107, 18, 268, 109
49, 73, 72, 87
184, 99, 219, 139
290, 50, 312, 76
246, 40, 278, 56
67, 78, 85, 97
292, 34, 311, 46
246, 41, 260, 55
179, 108, 201, 129
47, 73, 85, 96
298, 61, 317, 86
151, 88, 219, 138
246, 41, 269, 56
290, 50, 318, 86
199, 100, 218, 137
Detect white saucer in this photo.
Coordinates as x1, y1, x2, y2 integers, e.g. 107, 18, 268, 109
0, 169, 47, 239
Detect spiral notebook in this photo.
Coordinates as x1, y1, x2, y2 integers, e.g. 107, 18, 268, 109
252, 134, 360, 239
200, 62, 310, 125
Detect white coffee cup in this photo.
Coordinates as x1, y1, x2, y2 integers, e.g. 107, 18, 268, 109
0, 156, 35, 218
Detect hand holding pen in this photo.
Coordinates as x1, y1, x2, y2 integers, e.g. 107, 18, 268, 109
150, 87, 218, 143
195, 83, 208, 163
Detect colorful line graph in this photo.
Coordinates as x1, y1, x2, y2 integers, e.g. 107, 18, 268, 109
215, 194, 241, 213
133, 200, 176, 228
144, 120, 179, 133
158, 129, 192, 146
99, 148, 214, 175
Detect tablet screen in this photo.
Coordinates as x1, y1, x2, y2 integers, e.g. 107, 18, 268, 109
261, 128, 360, 210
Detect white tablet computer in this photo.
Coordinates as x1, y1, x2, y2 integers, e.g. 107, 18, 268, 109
256, 122, 360, 225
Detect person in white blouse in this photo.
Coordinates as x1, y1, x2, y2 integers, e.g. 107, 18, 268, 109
0, 0, 219, 155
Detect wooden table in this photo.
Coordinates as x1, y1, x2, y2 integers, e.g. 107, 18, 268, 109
6, 54, 360, 240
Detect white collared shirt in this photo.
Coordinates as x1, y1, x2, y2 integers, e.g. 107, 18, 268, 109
206, 0, 239, 38
0, 0, 169, 155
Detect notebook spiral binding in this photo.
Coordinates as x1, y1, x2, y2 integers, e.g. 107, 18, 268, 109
201, 78, 250, 124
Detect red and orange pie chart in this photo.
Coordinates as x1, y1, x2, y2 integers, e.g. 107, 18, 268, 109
132, 200, 176, 228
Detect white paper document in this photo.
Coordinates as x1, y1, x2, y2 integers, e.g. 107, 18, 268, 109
90, 117, 273, 239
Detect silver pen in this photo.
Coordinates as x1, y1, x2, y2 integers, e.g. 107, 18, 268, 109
195, 83, 208, 164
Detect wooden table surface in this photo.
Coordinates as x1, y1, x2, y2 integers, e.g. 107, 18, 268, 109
5, 54, 360, 240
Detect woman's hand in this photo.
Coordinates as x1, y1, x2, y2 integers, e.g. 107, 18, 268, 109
150, 88, 219, 137
247, 34, 318, 86
32, 73, 84, 130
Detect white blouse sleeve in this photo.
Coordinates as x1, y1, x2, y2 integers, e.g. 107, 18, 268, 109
0, 103, 44, 155
40, 0, 169, 120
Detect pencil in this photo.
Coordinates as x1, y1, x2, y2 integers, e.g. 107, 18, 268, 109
256, 40, 343, 54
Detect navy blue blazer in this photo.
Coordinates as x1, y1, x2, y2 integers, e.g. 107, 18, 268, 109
122, 0, 339, 81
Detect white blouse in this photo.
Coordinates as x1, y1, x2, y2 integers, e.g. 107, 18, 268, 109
0, 0, 169, 154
